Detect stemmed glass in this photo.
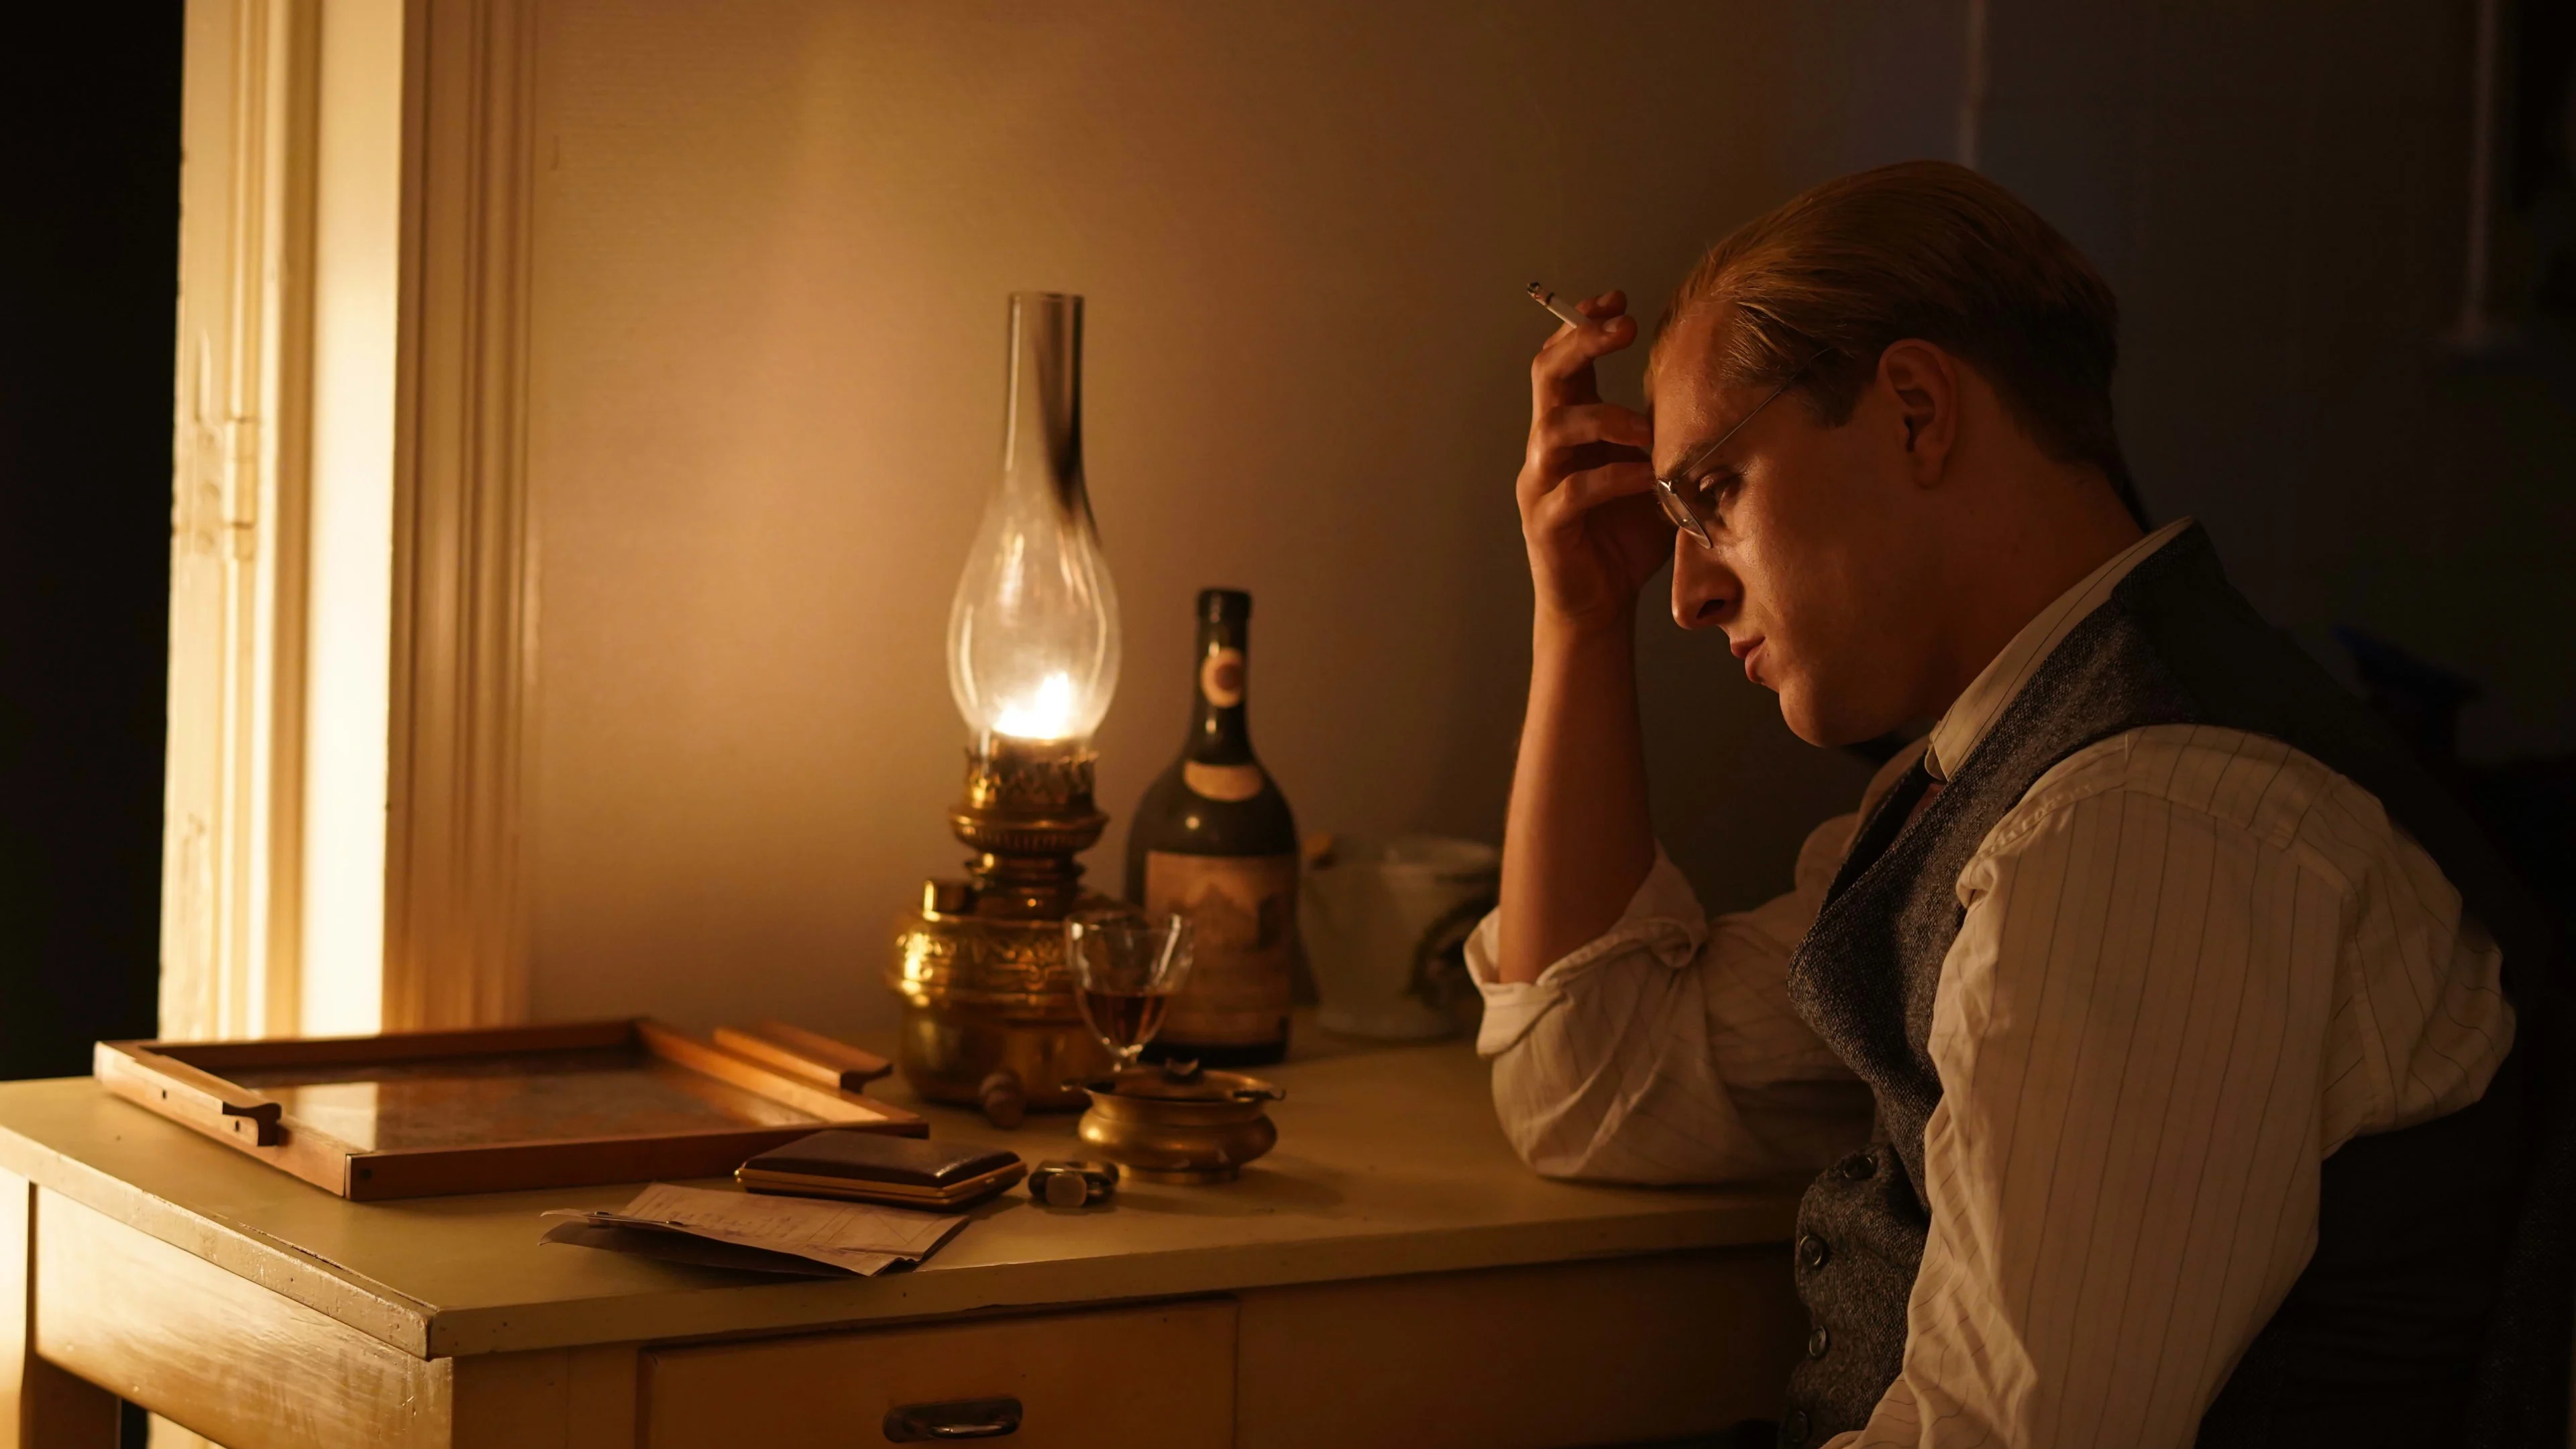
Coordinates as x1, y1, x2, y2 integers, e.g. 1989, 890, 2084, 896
1063, 910, 1196, 1070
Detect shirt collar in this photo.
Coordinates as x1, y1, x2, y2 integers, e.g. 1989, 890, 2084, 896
1923, 517, 2197, 782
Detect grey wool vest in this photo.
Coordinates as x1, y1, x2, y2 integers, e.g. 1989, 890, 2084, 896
1774, 525, 2563, 1448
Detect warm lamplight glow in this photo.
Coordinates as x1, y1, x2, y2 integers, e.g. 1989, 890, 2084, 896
989, 670, 1082, 741
949, 559, 1119, 739
945, 293, 1120, 744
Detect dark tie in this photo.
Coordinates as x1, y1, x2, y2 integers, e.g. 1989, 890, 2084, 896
1821, 761, 1945, 904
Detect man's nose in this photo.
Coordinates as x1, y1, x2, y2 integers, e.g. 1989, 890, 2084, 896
1670, 532, 1737, 631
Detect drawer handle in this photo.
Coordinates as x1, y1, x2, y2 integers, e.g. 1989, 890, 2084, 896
883, 1396, 1023, 1442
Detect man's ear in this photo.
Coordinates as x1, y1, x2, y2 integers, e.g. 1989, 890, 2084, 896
1877, 340, 1957, 486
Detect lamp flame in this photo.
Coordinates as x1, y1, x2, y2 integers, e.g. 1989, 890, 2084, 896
990, 671, 1081, 741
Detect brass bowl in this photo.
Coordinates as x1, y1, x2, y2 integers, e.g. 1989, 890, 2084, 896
1076, 1067, 1283, 1183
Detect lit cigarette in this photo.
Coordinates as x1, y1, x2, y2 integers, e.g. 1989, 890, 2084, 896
1527, 281, 1592, 329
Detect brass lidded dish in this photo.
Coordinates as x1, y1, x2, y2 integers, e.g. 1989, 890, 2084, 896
1077, 1065, 1283, 1183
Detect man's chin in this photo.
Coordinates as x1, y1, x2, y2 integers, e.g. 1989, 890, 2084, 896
1776, 685, 1833, 749
1780, 686, 1902, 751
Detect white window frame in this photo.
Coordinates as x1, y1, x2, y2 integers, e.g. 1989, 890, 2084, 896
162, 0, 537, 1046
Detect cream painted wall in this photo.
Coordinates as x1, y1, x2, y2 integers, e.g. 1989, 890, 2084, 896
521, 1, 1964, 1030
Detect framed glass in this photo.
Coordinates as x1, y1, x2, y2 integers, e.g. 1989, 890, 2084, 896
1653, 354, 1827, 548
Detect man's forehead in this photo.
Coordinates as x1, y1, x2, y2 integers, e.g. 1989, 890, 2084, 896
1648, 305, 1733, 404
1650, 307, 1765, 467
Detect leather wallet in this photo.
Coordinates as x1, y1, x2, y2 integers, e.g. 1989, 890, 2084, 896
736, 1131, 1027, 1210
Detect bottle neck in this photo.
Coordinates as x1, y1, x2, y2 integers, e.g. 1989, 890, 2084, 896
1185, 619, 1254, 763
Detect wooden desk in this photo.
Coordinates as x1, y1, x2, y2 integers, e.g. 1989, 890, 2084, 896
0, 1033, 1805, 1448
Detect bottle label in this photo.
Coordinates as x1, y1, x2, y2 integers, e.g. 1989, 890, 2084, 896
1146, 851, 1295, 1046
1199, 647, 1246, 708
1182, 761, 1265, 802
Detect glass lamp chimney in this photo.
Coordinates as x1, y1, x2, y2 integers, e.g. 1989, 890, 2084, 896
946, 292, 1121, 745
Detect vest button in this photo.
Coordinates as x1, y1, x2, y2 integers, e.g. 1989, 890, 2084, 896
1783, 1407, 1811, 1446
1798, 1233, 1830, 1271
1839, 1151, 1876, 1181
1807, 1326, 1831, 1359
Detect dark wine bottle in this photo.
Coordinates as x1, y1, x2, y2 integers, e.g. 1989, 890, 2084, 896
1125, 588, 1299, 1067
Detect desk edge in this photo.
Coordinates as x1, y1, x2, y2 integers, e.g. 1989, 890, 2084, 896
0, 1116, 437, 1356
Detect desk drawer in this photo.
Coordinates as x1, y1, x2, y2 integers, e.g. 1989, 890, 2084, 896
1234, 1250, 1803, 1448
642, 1299, 1235, 1449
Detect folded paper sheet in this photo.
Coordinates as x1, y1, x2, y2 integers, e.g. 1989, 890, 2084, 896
542, 1181, 969, 1276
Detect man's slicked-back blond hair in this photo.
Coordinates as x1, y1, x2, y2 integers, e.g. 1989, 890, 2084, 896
1650, 160, 2144, 524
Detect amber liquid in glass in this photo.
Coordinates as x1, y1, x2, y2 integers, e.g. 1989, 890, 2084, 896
1077, 987, 1171, 1058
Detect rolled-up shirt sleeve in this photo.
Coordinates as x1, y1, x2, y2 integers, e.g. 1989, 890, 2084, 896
1465, 816, 1874, 1183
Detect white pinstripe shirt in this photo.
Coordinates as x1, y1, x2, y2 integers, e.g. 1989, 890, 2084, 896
1468, 520, 2516, 1446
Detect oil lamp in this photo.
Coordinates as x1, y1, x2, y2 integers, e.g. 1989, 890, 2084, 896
890, 292, 1123, 1122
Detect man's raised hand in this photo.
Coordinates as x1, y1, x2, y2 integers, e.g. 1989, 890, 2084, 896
1517, 290, 1668, 636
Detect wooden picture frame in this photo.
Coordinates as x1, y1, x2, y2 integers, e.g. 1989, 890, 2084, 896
94, 1019, 924, 1201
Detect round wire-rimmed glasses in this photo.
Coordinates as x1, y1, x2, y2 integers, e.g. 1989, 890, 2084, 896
1063, 910, 1197, 1069
1652, 353, 1828, 549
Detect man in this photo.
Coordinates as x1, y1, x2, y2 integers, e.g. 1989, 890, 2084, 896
1472, 161, 2557, 1446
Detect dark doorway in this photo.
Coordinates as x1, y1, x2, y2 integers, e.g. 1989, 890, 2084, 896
0, 7, 182, 1085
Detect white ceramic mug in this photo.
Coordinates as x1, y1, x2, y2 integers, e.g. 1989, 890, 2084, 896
1299, 835, 1501, 1041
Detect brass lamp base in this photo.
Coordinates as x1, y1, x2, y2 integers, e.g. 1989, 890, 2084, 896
890, 904, 1114, 1117
888, 737, 1117, 1119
